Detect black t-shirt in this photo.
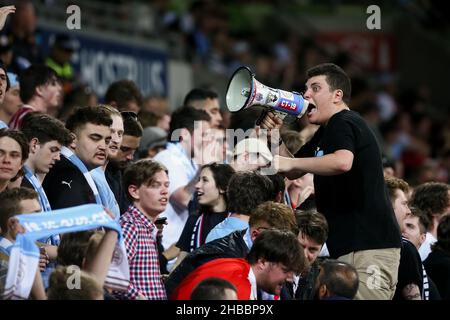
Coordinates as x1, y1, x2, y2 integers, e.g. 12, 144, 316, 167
393, 238, 424, 300
295, 110, 401, 258
42, 157, 96, 209
424, 249, 450, 299
177, 211, 228, 252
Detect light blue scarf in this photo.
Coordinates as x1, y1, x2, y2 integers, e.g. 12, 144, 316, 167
3, 204, 129, 299
23, 165, 59, 245
23, 166, 52, 212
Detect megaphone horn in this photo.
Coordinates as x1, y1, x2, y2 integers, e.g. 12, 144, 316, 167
225, 66, 310, 120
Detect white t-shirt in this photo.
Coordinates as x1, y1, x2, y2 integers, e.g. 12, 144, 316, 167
153, 143, 198, 250
248, 267, 258, 300
419, 232, 437, 262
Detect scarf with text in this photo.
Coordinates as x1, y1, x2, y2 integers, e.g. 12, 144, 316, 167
3, 204, 129, 299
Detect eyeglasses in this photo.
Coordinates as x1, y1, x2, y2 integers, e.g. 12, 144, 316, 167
120, 111, 138, 120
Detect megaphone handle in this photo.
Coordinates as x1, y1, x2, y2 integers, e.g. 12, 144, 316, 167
273, 110, 287, 121
255, 109, 269, 126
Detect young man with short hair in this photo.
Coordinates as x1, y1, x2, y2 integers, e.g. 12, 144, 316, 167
90, 105, 124, 220
20, 113, 72, 286
105, 111, 143, 214
21, 112, 71, 211
205, 171, 274, 243
0, 62, 11, 128
262, 63, 401, 300
165, 201, 297, 297
402, 207, 430, 251
104, 79, 143, 113
386, 177, 428, 300
119, 159, 169, 300
0, 72, 21, 129
283, 209, 328, 300
9, 65, 62, 129
410, 182, 450, 261
171, 229, 306, 300
42, 106, 112, 209
0, 187, 42, 295
0, 187, 41, 253
401, 207, 441, 300
184, 88, 222, 129
153, 106, 211, 250
0, 128, 28, 192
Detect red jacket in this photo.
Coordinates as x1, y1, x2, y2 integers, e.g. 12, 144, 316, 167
171, 258, 253, 300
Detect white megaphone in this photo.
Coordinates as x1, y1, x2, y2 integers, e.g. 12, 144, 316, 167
226, 66, 310, 120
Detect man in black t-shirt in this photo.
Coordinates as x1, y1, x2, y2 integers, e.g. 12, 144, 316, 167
260, 63, 401, 299
385, 177, 425, 300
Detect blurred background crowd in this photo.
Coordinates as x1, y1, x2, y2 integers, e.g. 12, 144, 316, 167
0, 0, 449, 186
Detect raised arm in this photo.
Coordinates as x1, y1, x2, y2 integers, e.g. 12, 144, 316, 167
83, 229, 118, 287
0, 6, 15, 31
274, 149, 354, 179
258, 111, 293, 157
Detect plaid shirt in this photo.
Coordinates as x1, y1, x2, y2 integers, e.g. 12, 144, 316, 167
119, 205, 167, 300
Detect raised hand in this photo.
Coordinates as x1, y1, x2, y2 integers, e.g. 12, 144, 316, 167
39, 247, 50, 272
0, 6, 15, 31
259, 111, 283, 131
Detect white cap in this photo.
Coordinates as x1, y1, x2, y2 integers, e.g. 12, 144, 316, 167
233, 138, 273, 162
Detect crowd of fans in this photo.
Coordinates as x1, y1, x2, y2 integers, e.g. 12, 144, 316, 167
0, 1, 449, 301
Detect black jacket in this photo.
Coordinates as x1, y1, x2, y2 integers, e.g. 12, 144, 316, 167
165, 229, 249, 298
280, 261, 321, 300
42, 157, 96, 209
105, 162, 130, 215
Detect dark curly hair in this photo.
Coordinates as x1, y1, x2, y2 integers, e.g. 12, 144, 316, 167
432, 214, 450, 254
295, 209, 329, 245
247, 229, 306, 274
411, 182, 450, 222
227, 171, 273, 216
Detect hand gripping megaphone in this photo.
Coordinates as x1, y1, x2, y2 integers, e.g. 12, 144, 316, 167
225, 66, 310, 120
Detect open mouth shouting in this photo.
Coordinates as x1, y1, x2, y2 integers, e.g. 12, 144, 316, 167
306, 103, 317, 117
